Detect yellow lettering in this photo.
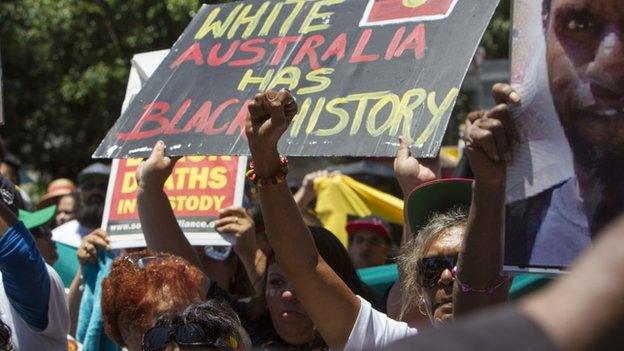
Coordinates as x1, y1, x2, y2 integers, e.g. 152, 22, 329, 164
346, 91, 389, 135
227, 2, 271, 39
299, 0, 344, 34
290, 97, 312, 138
185, 196, 200, 211
268, 66, 301, 91
315, 97, 349, 136
213, 196, 226, 211
258, 2, 283, 36
238, 69, 274, 91
414, 87, 459, 147
188, 167, 210, 190
398, 88, 427, 137
175, 168, 191, 189
209, 167, 228, 189
118, 199, 136, 215
367, 94, 401, 137
200, 196, 213, 211
121, 171, 138, 193
297, 68, 334, 95
195, 5, 244, 40
279, 0, 307, 36
305, 97, 327, 134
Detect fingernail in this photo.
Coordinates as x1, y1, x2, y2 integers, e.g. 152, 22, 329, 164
510, 92, 521, 104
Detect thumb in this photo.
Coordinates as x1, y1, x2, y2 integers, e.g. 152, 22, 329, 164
396, 136, 411, 161
151, 140, 166, 161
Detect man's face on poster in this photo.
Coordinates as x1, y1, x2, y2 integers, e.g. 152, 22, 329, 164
545, 0, 624, 161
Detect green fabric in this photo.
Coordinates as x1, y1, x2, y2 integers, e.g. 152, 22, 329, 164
509, 274, 552, 300
357, 264, 398, 296
18, 205, 56, 230
53, 242, 80, 288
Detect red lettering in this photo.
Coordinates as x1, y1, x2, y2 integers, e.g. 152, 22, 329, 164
197, 99, 239, 134
230, 39, 267, 67
164, 99, 192, 134
170, 42, 204, 69
321, 33, 347, 62
393, 24, 426, 60
293, 35, 325, 70
226, 100, 251, 137
385, 26, 405, 60
269, 36, 301, 65
186, 101, 212, 133
207, 40, 241, 66
350, 29, 379, 63
117, 102, 170, 141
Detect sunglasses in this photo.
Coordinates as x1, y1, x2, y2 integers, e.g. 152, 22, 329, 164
142, 323, 236, 351
416, 256, 458, 288
124, 255, 168, 269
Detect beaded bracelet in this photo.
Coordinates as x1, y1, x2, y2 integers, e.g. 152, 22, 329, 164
455, 272, 508, 296
246, 156, 289, 187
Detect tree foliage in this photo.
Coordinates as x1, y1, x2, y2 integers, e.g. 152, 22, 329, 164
0, 0, 510, 178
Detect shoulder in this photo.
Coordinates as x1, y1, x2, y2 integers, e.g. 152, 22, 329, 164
339, 296, 417, 351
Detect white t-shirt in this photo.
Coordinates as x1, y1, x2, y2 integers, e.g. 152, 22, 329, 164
0, 265, 70, 350
337, 296, 418, 351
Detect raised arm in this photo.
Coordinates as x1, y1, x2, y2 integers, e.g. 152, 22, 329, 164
136, 142, 204, 272
387, 137, 439, 322
453, 83, 519, 316
245, 91, 360, 348
0, 178, 59, 332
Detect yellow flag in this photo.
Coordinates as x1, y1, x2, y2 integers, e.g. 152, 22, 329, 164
314, 175, 403, 246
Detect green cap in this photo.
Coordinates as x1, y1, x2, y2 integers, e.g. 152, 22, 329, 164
406, 178, 473, 236
19, 205, 57, 230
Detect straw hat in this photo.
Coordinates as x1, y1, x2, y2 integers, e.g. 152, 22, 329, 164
37, 178, 76, 209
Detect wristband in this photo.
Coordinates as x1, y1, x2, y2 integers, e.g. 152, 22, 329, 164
246, 156, 289, 187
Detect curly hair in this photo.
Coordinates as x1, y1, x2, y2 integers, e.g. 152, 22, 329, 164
397, 208, 467, 321
153, 299, 246, 349
101, 250, 206, 346
0, 318, 11, 350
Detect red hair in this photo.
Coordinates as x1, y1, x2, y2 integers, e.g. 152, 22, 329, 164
101, 250, 205, 346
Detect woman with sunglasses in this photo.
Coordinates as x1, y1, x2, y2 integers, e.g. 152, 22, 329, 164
135, 141, 377, 350
142, 300, 250, 351
101, 250, 208, 351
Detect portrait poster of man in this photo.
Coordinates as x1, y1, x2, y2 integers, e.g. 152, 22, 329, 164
504, 0, 624, 272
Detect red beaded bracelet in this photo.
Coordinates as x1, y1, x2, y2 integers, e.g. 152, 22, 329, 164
246, 156, 289, 187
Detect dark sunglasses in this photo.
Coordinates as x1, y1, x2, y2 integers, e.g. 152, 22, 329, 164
416, 256, 458, 288
142, 323, 236, 351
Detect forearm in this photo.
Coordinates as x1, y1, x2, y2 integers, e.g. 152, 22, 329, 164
258, 182, 359, 347
137, 186, 203, 270
238, 248, 267, 297
454, 182, 510, 316
521, 217, 624, 350
68, 267, 83, 337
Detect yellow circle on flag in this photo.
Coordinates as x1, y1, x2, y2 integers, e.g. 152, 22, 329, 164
402, 0, 427, 8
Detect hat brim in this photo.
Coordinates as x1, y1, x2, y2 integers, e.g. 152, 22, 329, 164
19, 205, 57, 230
37, 190, 73, 209
406, 178, 473, 236
346, 222, 390, 239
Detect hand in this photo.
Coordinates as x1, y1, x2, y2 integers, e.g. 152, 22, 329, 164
300, 170, 339, 197
245, 89, 298, 177
136, 141, 178, 192
464, 83, 520, 188
394, 136, 439, 195
214, 206, 257, 258
77, 229, 112, 266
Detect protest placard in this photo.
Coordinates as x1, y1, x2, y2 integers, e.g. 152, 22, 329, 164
504, 0, 623, 273
101, 156, 247, 248
94, 0, 499, 159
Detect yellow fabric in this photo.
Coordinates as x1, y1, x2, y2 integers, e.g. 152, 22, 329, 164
314, 175, 404, 246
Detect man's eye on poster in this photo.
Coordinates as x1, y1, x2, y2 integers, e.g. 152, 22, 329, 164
504, 0, 624, 273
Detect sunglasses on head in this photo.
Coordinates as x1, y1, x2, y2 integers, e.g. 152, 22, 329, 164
416, 255, 458, 288
124, 255, 168, 269
142, 323, 237, 351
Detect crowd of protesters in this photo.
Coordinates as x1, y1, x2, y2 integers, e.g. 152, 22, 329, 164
0, 81, 622, 350
0, 0, 624, 349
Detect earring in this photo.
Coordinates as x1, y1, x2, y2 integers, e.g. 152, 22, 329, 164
418, 297, 427, 316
